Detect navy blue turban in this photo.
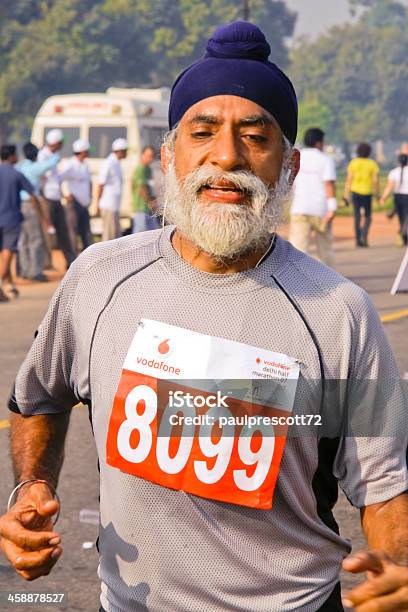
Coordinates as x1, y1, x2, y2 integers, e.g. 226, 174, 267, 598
169, 21, 298, 144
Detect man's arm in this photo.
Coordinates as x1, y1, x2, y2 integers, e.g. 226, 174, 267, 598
10, 412, 69, 487
32, 154, 60, 179
96, 184, 104, 215
342, 494, 408, 610
362, 494, 408, 562
380, 178, 395, 207
139, 184, 155, 211
343, 169, 353, 202
0, 412, 70, 580
17, 172, 35, 197
323, 179, 336, 224
373, 171, 380, 200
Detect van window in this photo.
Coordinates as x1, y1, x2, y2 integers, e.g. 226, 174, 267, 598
44, 127, 80, 157
141, 127, 166, 150
89, 126, 128, 158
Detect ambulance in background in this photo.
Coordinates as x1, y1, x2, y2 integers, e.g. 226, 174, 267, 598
31, 88, 170, 224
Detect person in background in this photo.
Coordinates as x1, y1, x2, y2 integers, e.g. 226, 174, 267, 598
344, 142, 380, 247
289, 127, 337, 268
132, 146, 159, 233
0, 145, 36, 301
96, 138, 128, 241
38, 129, 76, 268
59, 139, 93, 253
380, 152, 408, 246
17, 142, 58, 282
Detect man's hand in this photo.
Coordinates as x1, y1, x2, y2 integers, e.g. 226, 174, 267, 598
0, 482, 62, 581
342, 550, 408, 610
322, 210, 335, 230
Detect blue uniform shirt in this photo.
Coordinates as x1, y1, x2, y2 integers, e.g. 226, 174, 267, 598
0, 163, 34, 228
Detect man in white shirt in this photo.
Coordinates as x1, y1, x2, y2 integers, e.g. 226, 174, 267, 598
38, 129, 76, 268
60, 139, 93, 253
96, 138, 128, 241
289, 128, 337, 267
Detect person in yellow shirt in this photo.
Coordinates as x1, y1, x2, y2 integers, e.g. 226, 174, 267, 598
344, 142, 380, 247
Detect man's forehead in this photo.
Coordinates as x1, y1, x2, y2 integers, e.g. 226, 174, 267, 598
180, 96, 279, 129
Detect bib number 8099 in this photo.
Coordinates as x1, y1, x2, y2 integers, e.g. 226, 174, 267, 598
116, 384, 275, 492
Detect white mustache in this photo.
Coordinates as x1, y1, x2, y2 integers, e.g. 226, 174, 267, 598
181, 167, 269, 200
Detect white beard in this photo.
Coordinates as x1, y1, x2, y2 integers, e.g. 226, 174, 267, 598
161, 163, 291, 262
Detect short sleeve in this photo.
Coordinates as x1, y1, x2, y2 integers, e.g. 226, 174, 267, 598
388, 169, 396, 184
11, 265, 82, 415
98, 159, 110, 185
372, 161, 380, 174
333, 289, 408, 507
17, 171, 35, 195
322, 156, 336, 182
134, 165, 147, 186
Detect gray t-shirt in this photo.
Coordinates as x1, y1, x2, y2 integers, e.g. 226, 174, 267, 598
12, 227, 408, 612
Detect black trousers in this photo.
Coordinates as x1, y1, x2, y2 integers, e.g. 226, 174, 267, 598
395, 193, 408, 245
46, 198, 76, 266
99, 583, 343, 611
352, 192, 372, 243
72, 198, 92, 250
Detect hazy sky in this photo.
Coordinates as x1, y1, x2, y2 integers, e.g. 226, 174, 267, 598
285, 0, 408, 38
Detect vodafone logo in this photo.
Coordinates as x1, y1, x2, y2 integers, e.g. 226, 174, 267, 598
157, 338, 171, 358
153, 337, 174, 360
134, 335, 181, 375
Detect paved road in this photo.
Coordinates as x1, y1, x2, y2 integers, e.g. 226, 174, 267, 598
0, 220, 407, 610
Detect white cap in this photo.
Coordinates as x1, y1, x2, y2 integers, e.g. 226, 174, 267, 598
46, 129, 64, 145
112, 138, 128, 152
73, 138, 90, 153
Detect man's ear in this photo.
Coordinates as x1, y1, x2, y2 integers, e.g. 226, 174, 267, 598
161, 144, 170, 174
288, 148, 300, 185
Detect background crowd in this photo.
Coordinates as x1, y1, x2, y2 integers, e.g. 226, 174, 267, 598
0, 131, 157, 302
0, 125, 407, 303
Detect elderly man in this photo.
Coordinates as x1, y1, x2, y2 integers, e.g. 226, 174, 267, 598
0, 22, 407, 612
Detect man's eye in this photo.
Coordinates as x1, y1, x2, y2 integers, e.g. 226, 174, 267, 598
191, 131, 213, 139
245, 134, 268, 143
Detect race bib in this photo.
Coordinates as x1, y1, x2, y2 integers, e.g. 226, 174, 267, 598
106, 319, 300, 509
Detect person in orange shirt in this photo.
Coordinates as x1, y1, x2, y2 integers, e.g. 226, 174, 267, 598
344, 142, 380, 247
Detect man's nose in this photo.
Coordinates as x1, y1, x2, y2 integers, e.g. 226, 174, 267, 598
207, 129, 247, 172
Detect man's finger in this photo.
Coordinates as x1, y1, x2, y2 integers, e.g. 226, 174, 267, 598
0, 517, 60, 549
343, 551, 388, 575
343, 566, 408, 607
347, 586, 408, 612
14, 546, 62, 571
19, 499, 59, 528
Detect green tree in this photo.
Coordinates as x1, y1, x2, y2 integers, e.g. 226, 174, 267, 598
297, 97, 332, 141
0, 0, 296, 143
290, 0, 408, 144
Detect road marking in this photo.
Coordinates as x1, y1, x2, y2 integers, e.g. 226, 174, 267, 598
0, 404, 85, 432
0, 418, 10, 430
380, 308, 408, 323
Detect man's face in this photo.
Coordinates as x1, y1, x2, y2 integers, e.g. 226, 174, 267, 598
142, 148, 155, 166
171, 96, 285, 198
115, 149, 127, 160
49, 141, 63, 153
76, 151, 88, 161
161, 95, 299, 260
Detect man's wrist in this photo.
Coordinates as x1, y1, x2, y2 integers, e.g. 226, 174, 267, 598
327, 197, 337, 212
15, 480, 52, 501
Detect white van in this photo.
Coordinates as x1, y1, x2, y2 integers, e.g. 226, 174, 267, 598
31, 88, 169, 222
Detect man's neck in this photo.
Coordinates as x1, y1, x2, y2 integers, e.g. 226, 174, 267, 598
171, 230, 271, 274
